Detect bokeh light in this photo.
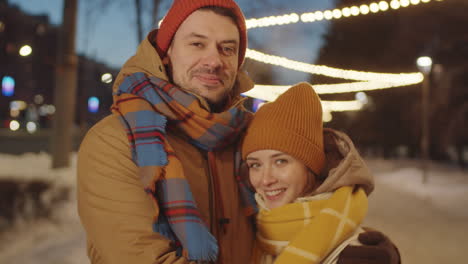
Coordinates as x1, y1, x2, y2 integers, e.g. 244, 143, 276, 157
9, 120, 20, 131
2, 76, 15, 96
19, 45, 32, 56
88, 97, 100, 113
101, 73, 113, 84
26, 122, 37, 133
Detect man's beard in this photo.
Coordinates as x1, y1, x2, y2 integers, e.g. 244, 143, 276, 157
167, 65, 234, 113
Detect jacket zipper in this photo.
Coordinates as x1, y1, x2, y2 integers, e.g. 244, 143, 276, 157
205, 151, 216, 234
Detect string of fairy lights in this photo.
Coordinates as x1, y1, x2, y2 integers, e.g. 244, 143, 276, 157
246, 0, 443, 29
156, 0, 443, 114
245, 49, 424, 84
240, 0, 445, 116
242, 85, 364, 111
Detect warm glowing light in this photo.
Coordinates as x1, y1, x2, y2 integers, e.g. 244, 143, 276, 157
350, 6, 360, 16
400, 0, 410, 7
10, 109, 20, 118
19, 45, 32, 56
355, 92, 369, 104
34, 94, 44, 104
391, 0, 401, 9
342, 7, 352, 17
39, 105, 48, 116
416, 56, 433, 68
26, 122, 37, 133
360, 5, 370, 15
246, 78, 423, 98
47, 105, 56, 115
244, 0, 441, 28
314, 11, 324, 20
101, 73, 113, 84
0, 21, 5, 32
322, 100, 363, 112
300, 13, 314, 22
379, 1, 390, 11
324, 10, 333, 20
416, 56, 433, 74
312, 80, 423, 94
332, 9, 342, 19
370, 3, 380, 13
246, 13, 300, 28
10, 100, 27, 111
246, 49, 423, 84
242, 85, 364, 112
9, 120, 20, 131
323, 110, 333, 122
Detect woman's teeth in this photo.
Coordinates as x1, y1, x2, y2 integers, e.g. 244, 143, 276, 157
265, 189, 286, 197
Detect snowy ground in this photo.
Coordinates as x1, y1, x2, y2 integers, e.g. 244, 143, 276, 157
0, 153, 467, 263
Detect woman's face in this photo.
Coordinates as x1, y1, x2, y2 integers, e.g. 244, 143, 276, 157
246, 149, 316, 209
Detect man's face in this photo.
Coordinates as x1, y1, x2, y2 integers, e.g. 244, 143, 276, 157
167, 10, 240, 106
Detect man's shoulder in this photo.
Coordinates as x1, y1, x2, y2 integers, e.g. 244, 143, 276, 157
80, 114, 128, 153
89, 114, 122, 131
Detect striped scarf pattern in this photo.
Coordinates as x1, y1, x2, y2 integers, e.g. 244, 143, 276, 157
112, 72, 253, 262
252, 186, 368, 264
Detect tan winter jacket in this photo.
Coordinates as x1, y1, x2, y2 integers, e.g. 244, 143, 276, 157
77, 30, 255, 264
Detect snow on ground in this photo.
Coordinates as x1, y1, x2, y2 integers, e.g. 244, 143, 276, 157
364, 159, 468, 264
0, 153, 467, 264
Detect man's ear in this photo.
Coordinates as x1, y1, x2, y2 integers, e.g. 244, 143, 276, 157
163, 45, 172, 65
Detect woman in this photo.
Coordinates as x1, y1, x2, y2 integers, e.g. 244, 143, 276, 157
241, 82, 374, 264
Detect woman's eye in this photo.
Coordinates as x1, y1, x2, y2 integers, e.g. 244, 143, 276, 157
191, 42, 203, 47
247, 163, 260, 169
275, 159, 287, 165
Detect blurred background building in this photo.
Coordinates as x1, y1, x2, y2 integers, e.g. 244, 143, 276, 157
0, 2, 118, 154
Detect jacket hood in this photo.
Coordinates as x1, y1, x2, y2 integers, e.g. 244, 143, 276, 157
112, 29, 254, 110
311, 128, 374, 196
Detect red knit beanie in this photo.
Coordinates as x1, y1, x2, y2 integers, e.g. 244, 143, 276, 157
156, 0, 247, 68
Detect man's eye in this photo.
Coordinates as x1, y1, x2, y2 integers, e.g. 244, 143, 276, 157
191, 42, 203, 47
222, 46, 236, 55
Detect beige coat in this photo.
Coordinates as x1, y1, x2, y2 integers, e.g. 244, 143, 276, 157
77, 30, 255, 264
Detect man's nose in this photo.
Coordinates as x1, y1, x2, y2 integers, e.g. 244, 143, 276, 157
202, 47, 223, 69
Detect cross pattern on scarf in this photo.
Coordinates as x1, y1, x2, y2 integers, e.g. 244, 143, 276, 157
253, 186, 368, 264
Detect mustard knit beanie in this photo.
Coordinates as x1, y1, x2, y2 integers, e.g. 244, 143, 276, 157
156, 0, 247, 68
242, 82, 325, 175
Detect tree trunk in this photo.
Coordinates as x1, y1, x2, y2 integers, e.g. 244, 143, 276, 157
135, 0, 143, 43
152, 0, 161, 29
51, 0, 78, 168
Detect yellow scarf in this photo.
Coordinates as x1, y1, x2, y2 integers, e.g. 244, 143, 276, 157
252, 186, 368, 264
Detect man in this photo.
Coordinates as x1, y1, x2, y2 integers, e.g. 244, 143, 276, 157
77, 1, 400, 263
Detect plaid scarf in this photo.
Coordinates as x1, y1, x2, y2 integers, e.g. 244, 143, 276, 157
112, 72, 254, 262
252, 186, 368, 264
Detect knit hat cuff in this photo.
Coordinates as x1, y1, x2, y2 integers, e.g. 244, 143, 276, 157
242, 124, 325, 175
156, 0, 247, 67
